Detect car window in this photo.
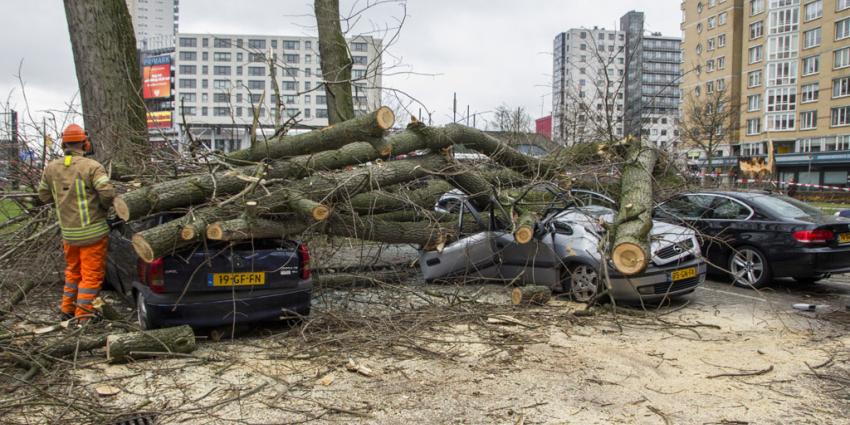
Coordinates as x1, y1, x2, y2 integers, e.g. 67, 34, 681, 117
437, 198, 462, 214
746, 194, 822, 219
710, 198, 751, 220
659, 195, 714, 219
572, 190, 616, 209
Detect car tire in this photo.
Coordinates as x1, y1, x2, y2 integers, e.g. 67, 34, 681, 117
728, 246, 772, 289
793, 274, 829, 285
565, 264, 600, 303
136, 291, 157, 330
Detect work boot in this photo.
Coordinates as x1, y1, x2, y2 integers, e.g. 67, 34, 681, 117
60, 311, 74, 321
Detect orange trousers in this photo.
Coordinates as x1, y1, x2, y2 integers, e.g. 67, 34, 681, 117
62, 237, 108, 318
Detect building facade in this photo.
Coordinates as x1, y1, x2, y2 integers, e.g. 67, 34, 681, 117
173, 33, 383, 152
125, 0, 179, 50
681, 0, 850, 187
552, 12, 682, 148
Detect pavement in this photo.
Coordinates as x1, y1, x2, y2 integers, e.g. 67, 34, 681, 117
697, 273, 850, 312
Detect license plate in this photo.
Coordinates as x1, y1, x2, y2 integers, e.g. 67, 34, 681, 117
671, 267, 697, 282
208, 272, 266, 287
839, 233, 850, 244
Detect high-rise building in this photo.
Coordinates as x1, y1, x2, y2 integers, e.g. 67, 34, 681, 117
552, 12, 682, 148
681, 0, 850, 187
126, 0, 179, 51
173, 33, 383, 152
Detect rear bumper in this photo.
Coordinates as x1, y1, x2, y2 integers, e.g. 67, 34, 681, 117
134, 280, 312, 328
607, 258, 706, 304
770, 245, 850, 277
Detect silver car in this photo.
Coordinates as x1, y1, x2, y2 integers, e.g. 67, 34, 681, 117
421, 188, 706, 304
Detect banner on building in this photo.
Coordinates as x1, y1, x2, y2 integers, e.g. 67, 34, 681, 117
142, 55, 172, 99
147, 111, 172, 129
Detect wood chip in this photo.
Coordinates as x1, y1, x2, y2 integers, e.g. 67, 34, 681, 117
33, 325, 62, 335
317, 373, 335, 386
95, 385, 121, 397
346, 359, 373, 377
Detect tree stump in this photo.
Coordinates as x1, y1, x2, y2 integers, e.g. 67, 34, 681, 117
511, 285, 552, 306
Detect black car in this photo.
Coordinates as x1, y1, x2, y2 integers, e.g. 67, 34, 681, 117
656, 191, 850, 288
105, 214, 312, 329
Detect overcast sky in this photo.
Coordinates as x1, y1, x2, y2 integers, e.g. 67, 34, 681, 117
0, 0, 681, 128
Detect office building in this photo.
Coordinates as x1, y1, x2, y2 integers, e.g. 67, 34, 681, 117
126, 0, 179, 51
681, 0, 850, 187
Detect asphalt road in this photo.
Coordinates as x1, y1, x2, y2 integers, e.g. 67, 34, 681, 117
696, 273, 850, 310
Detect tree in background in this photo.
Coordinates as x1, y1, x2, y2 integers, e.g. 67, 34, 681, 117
315, 0, 355, 125
679, 87, 739, 174
63, 0, 148, 170
492, 105, 532, 134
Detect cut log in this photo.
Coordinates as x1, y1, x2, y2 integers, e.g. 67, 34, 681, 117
513, 212, 537, 245
511, 285, 552, 306
348, 180, 453, 214
106, 324, 196, 363
207, 218, 309, 241
92, 297, 123, 321
610, 137, 658, 276
228, 106, 394, 162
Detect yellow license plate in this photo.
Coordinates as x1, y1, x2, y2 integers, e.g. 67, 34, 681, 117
208, 272, 265, 287
839, 233, 850, 244
671, 267, 697, 282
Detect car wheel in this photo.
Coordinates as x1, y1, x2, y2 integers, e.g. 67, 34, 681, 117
136, 291, 156, 330
728, 246, 771, 289
793, 273, 829, 285
568, 264, 600, 303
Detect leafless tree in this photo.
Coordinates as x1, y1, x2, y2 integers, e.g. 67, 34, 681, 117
491, 105, 532, 134
679, 87, 739, 174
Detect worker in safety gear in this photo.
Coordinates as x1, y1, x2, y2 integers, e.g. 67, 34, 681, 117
37, 124, 115, 321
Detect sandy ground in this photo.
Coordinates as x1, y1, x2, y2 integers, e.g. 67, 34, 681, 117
38, 281, 847, 425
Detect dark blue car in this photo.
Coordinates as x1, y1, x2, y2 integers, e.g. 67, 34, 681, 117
105, 214, 312, 329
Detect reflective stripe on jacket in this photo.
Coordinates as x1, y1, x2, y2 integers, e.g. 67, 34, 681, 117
37, 151, 116, 246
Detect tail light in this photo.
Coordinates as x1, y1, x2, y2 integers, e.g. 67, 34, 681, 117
298, 243, 311, 280
793, 229, 834, 244
137, 258, 166, 293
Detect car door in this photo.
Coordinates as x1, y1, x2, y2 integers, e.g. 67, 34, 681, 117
420, 199, 498, 282
656, 194, 717, 251
700, 195, 755, 267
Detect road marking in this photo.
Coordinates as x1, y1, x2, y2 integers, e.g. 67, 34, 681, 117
697, 286, 766, 302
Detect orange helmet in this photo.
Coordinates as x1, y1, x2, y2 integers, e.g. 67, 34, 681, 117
62, 124, 88, 145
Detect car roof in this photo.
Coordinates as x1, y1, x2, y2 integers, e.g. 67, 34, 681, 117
680, 190, 774, 201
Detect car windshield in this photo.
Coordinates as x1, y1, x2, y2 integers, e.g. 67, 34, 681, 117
746, 194, 822, 219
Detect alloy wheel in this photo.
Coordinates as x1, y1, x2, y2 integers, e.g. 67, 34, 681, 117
570, 265, 599, 303
729, 248, 765, 288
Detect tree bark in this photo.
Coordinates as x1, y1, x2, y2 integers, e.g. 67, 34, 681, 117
314, 0, 355, 124
512, 211, 537, 245
92, 297, 123, 321
63, 0, 148, 167
227, 106, 392, 162
347, 180, 453, 213
611, 137, 658, 276
106, 324, 196, 363
511, 285, 552, 306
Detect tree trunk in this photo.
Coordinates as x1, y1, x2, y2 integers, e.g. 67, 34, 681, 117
207, 218, 308, 241
106, 325, 196, 363
512, 211, 537, 245
511, 285, 552, 305
347, 180, 453, 213
92, 297, 123, 321
611, 137, 658, 276
314, 0, 355, 124
63, 0, 148, 168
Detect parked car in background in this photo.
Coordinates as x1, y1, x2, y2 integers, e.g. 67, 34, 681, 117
105, 213, 312, 329
424, 186, 706, 304
836, 209, 850, 219
656, 191, 850, 288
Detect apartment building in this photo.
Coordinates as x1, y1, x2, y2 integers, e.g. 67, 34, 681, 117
552, 12, 682, 148
125, 0, 179, 51
682, 0, 850, 187
173, 33, 382, 152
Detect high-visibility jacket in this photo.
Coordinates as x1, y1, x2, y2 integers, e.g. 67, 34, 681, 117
37, 151, 116, 246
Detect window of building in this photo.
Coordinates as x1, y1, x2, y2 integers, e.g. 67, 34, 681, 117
316, 108, 328, 118
748, 94, 762, 111
317, 95, 326, 105
751, 0, 764, 15
800, 111, 817, 129
801, 82, 820, 102
708, 16, 717, 28
748, 70, 762, 87
179, 37, 197, 47
749, 45, 763, 63
213, 107, 230, 116
707, 38, 716, 50
248, 39, 266, 49
834, 77, 850, 98
202, 93, 208, 102
353, 69, 366, 79
750, 21, 764, 39
352, 56, 368, 65
179, 51, 197, 61
769, 8, 799, 34
719, 12, 727, 25
697, 22, 703, 33
706, 59, 715, 72
179, 65, 196, 74
832, 106, 850, 126
718, 33, 726, 47
213, 52, 231, 62
706, 81, 715, 94
747, 118, 761, 135
840, 0, 850, 11
247, 66, 264, 76
836, 18, 850, 40
766, 87, 797, 112
179, 79, 196, 89
201, 65, 208, 75
202, 52, 209, 61
247, 80, 264, 90
282, 81, 296, 91
835, 47, 850, 69
805, 0, 823, 21
213, 93, 230, 103
804, 28, 821, 48
766, 113, 796, 131
212, 80, 230, 89
304, 81, 311, 91
767, 61, 797, 86
249, 53, 265, 62
201, 107, 208, 116
351, 42, 368, 52
202, 79, 209, 89
717, 56, 726, 69
768, 34, 799, 60
283, 40, 299, 50
213, 38, 230, 48
202, 38, 209, 48
180, 93, 197, 103
180, 106, 196, 116
802, 55, 820, 74
283, 54, 299, 64
213, 66, 231, 76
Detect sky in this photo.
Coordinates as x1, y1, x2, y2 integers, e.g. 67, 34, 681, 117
0, 0, 682, 129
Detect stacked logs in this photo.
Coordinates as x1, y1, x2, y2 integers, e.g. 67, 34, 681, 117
117, 106, 659, 276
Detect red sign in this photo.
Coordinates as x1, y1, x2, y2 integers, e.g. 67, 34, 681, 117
143, 60, 171, 99
147, 111, 172, 129
535, 115, 552, 140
